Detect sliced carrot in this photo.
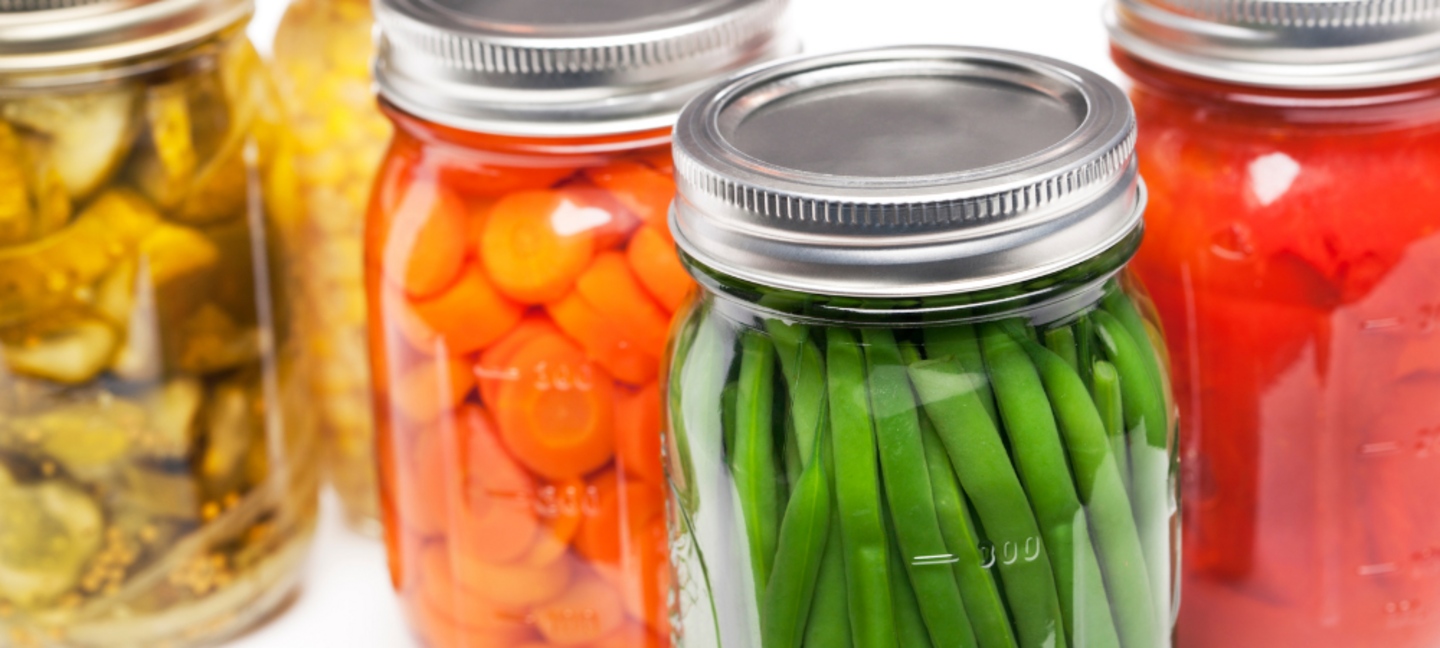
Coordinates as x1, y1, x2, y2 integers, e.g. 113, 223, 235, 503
453, 547, 573, 608
617, 515, 670, 633
465, 196, 497, 255
395, 262, 525, 356
531, 574, 627, 646
572, 469, 666, 565
404, 426, 452, 537
436, 156, 574, 198
588, 622, 665, 648
383, 181, 471, 299
476, 316, 562, 409
557, 184, 642, 251
482, 190, 596, 304
419, 545, 533, 632
546, 292, 657, 386
630, 147, 675, 177
495, 333, 616, 480
454, 405, 540, 564
584, 161, 676, 230
615, 383, 664, 486
626, 226, 694, 313
574, 252, 670, 356
412, 597, 535, 648
392, 357, 477, 424
520, 478, 589, 567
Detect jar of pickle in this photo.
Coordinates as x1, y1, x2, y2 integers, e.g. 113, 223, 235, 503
272, 0, 391, 532
0, 0, 317, 645
365, 0, 792, 646
664, 47, 1178, 648
1108, 2, 1440, 646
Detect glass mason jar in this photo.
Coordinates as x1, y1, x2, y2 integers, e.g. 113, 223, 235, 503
364, 0, 791, 646
664, 48, 1178, 648
1108, 2, 1440, 646
272, 0, 391, 531
0, 0, 317, 646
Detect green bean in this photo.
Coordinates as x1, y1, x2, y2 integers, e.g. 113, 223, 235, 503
825, 327, 898, 648
884, 494, 936, 648
1010, 329, 1160, 648
1091, 361, 1131, 496
671, 313, 731, 638
907, 357, 1066, 648
1043, 327, 1079, 374
1075, 316, 1096, 391
766, 321, 828, 468
919, 414, 1019, 648
783, 414, 804, 490
735, 331, 782, 604
980, 322, 1118, 648
923, 325, 999, 428
804, 437, 853, 648
722, 381, 739, 466
668, 309, 713, 516
863, 329, 977, 648
1100, 288, 1166, 407
1092, 310, 1171, 626
763, 421, 832, 648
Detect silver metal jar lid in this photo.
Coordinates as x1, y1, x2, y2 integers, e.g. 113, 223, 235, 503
1107, 0, 1440, 89
0, 0, 252, 73
670, 46, 1143, 299
373, 0, 793, 137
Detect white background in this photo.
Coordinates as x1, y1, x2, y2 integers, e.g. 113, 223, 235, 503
231, 1, 1113, 646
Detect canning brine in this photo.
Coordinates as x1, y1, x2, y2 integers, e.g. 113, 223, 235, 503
1118, 51, 1440, 646
366, 103, 686, 648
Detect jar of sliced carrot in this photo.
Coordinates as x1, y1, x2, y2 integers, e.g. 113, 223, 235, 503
365, 1, 792, 646
665, 47, 1177, 648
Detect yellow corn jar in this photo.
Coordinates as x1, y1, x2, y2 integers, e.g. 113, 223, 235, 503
272, 0, 391, 531
0, 0, 318, 645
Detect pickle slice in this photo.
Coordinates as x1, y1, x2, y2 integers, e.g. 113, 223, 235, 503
170, 303, 258, 375
0, 122, 33, 245
201, 378, 262, 489
132, 82, 198, 211
29, 396, 145, 480
1, 317, 119, 385
2, 88, 138, 200
0, 124, 73, 247
120, 464, 201, 521
0, 189, 161, 326
140, 221, 222, 323
0, 479, 104, 607
138, 378, 204, 459
174, 143, 247, 225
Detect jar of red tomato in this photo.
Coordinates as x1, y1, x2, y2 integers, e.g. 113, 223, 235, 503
365, 1, 792, 646
1108, 2, 1440, 647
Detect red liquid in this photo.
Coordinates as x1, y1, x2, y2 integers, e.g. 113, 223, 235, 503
1116, 50, 1440, 648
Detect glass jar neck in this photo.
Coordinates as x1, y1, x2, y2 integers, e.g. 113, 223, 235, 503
1113, 46, 1440, 129
688, 227, 1143, 328
0, 23, 245, 92
380, 99, 672, 158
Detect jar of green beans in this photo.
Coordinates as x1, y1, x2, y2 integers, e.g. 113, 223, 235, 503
663, 47, 1178, 648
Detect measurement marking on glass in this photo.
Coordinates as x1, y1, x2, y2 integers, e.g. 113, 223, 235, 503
1364, 318, 1403, 330
1360, 563, 1399, 576
473, 367, 520, 380
911, 554, 960, 566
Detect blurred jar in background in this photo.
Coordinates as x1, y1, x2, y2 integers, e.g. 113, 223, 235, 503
272, 0, 391, 532
1109, 1, 1440, 647
0, 0, 318, 645
365, 0, 792, 646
